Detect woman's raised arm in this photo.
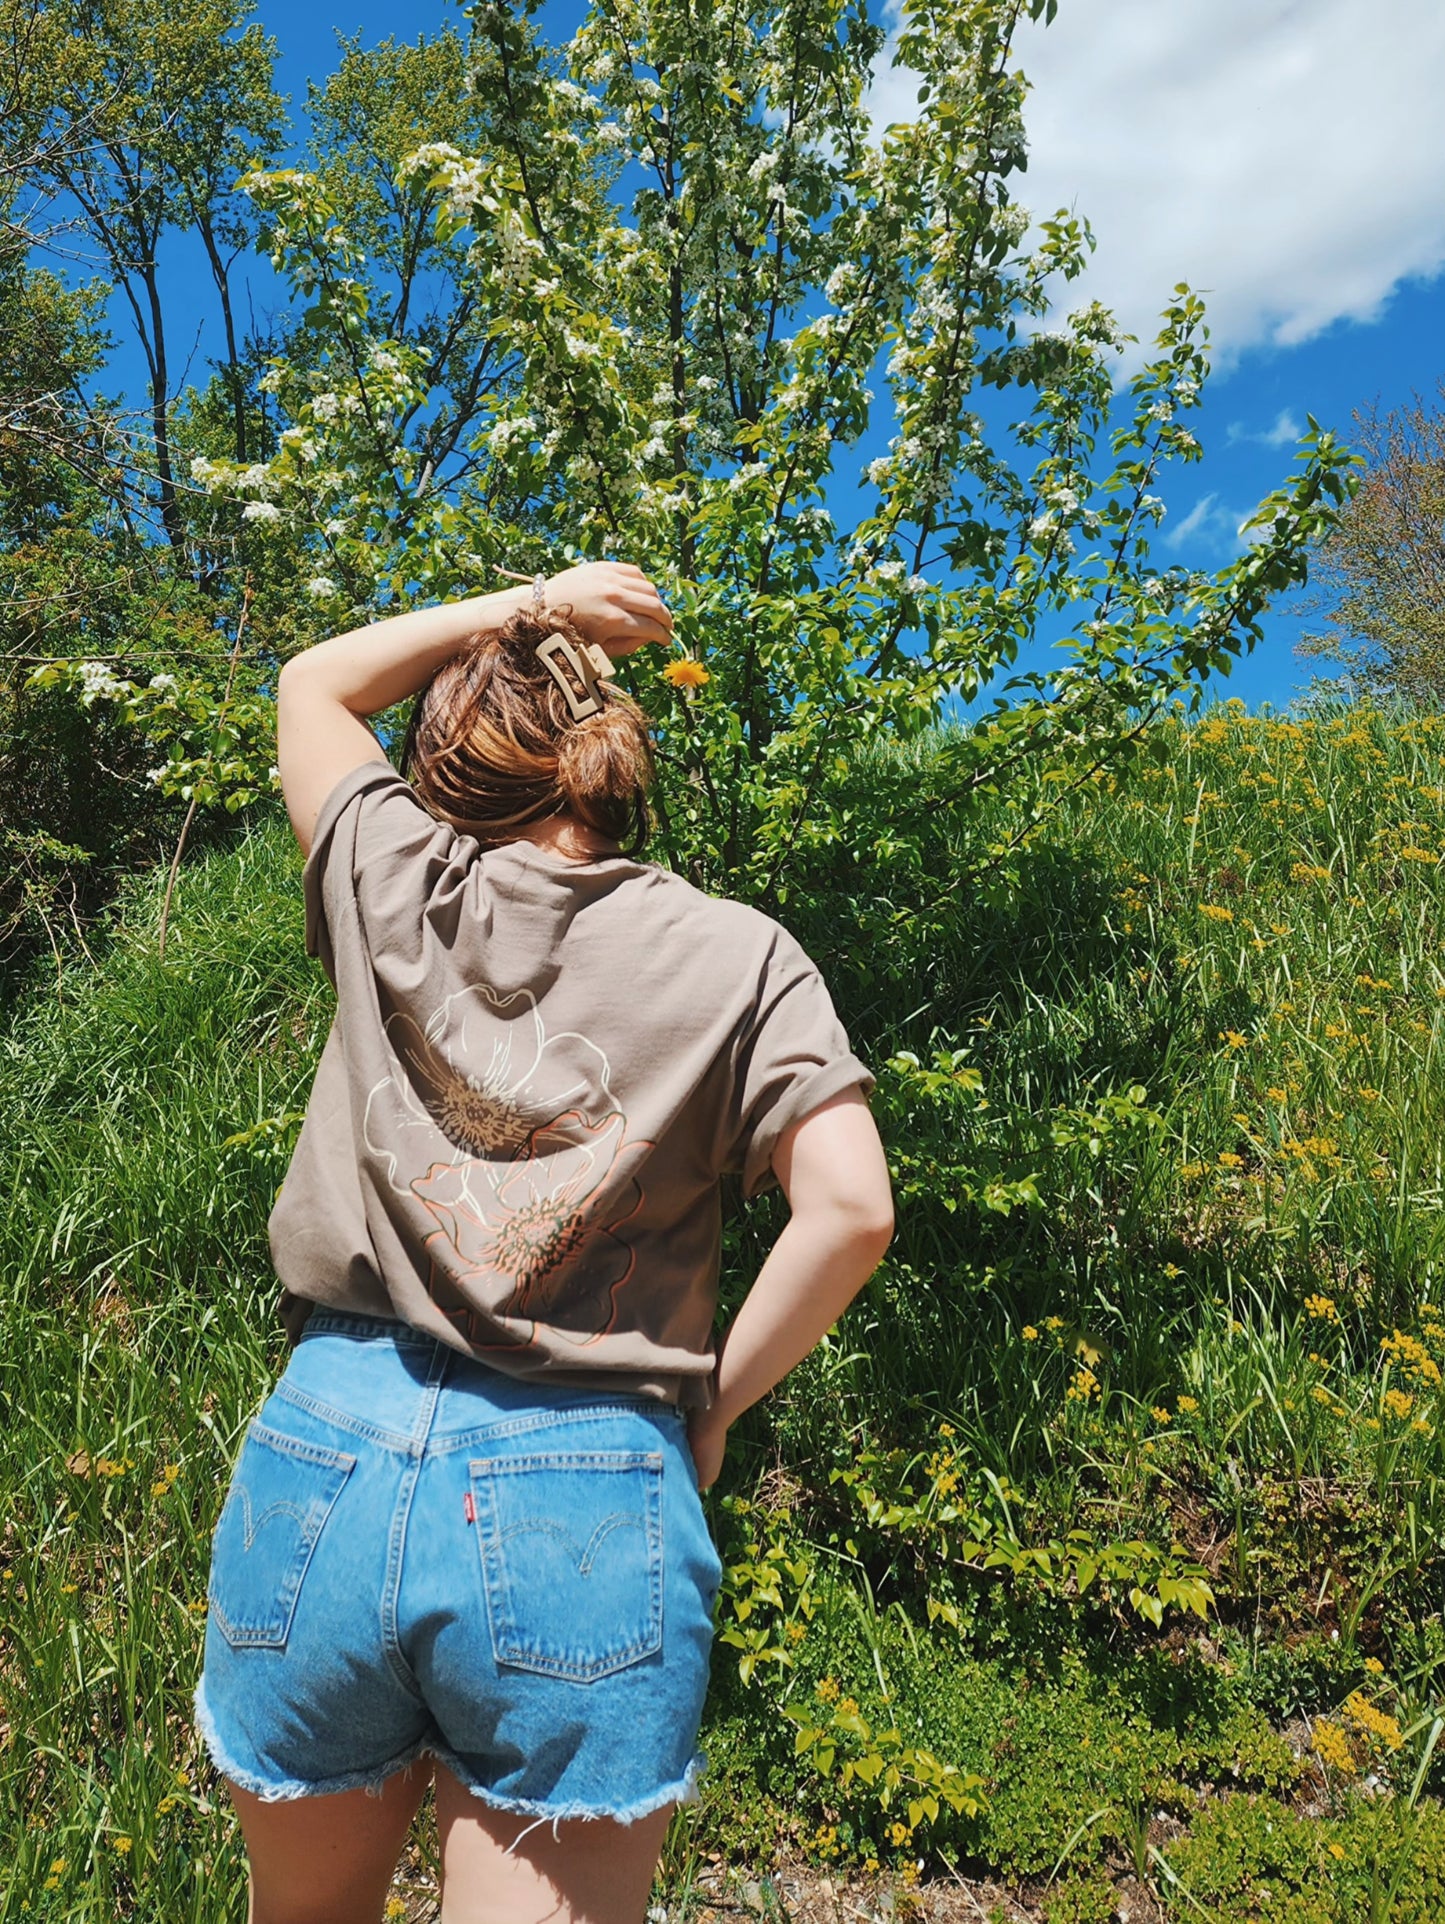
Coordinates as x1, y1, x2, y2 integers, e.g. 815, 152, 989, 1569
276, 563, 672, 854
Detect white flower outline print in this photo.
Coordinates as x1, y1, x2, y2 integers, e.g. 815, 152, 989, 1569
412, 1111, 651, 1351
362, 984, 653, 1350
363, 983, 616, 1180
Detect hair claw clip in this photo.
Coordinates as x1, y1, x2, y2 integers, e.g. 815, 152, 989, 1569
535, 631, 616, 722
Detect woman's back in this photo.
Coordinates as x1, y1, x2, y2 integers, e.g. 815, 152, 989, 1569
271, 760, 872, 1406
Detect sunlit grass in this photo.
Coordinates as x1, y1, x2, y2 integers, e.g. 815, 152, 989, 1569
3, 701, 1445, 1917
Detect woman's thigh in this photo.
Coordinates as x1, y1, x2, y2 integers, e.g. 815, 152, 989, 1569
230, 1759, 432, 1924
434, 1765, 672, 1924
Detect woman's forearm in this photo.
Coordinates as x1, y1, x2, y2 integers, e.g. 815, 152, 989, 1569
708, 1209, 891, 1429
282, 586, 530, 717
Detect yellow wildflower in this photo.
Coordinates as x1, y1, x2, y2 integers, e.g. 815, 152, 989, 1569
1199, 904, 1235, 922
1220, 1030, 1248, 1050
1217, 1151, 1244, 1168
1066, 1367, 1099, 1403
1151, 1406, 1172, 1425
1304, 1293, 1338, 1321
661, 657, 710, 689
112, 1837, 132, 1855
1383, 1388, 1414, 1421
1021, 1325, 1039, 1341
1313, 1721, 1356, 1775
1363, 1657, 1385, 1675
1344, 1692, 1402, 1750
1176, 1395, 1199, 1413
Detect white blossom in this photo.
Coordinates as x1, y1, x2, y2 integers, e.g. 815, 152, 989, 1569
148, 673, 177, 691
242, 501, 282, 523
76, 661, 132, 706
487, 414, 537, 455
306, 576, 339, 599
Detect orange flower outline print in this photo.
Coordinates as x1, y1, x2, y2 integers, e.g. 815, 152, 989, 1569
412, 1112, 650, 1351
361, 986, 653, 1351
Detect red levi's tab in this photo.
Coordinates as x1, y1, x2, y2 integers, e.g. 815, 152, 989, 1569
463, 1492, 477, 1524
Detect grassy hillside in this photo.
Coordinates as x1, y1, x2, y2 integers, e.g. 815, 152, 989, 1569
3, 703, 1445, 1919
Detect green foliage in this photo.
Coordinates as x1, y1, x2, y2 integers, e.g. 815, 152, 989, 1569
151, 0, 1353, 904
2, 706, 1445, 1912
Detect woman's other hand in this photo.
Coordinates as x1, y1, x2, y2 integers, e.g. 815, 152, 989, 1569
684, 1404, 729, 1491
545, 561, 673, 657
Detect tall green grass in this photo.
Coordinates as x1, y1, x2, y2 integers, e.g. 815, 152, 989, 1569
3, 703, 1444, 1918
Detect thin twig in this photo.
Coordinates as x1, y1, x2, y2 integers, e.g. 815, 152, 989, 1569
158, 582, 253, 961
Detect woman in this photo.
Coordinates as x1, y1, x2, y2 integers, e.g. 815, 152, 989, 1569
195, 561, 894, 1924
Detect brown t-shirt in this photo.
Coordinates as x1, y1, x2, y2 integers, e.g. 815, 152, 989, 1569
267, 760, 874, 1407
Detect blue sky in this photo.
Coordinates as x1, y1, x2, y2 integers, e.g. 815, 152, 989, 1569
67, 0, 1445, 711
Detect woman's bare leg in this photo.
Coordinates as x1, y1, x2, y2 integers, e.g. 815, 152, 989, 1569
228, 1759, 433, 1924
433, 1763, 672, 1924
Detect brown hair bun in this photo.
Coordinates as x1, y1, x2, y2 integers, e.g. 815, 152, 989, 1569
399, 608, 654, 853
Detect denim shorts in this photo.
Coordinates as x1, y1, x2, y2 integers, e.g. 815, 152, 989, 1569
194, 1311, 722, 1822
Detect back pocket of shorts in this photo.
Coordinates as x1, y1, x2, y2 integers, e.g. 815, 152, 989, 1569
208, 1423, 355, 1650
470, 1451, 663, 1683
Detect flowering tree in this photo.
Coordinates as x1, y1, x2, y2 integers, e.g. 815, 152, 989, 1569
51, 0, 1353, 908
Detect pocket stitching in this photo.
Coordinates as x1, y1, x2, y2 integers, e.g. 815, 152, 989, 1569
208, 1423, 356, 1650
470, 1451, 663, 1683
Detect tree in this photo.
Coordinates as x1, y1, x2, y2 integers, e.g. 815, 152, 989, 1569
25, 0, 284, 542
1297, 387, 1445, 705
50, 0, 1356, 948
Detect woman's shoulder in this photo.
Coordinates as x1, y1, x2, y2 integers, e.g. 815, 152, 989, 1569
626, 861, 811, 960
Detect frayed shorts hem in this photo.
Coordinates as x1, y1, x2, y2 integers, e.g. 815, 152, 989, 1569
194, 1679, 708, 1824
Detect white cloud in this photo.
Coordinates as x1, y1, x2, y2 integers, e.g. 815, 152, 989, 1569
1165, 493, 1255, 555
870, 0, 1445, 366
1228, 408, 1305, 448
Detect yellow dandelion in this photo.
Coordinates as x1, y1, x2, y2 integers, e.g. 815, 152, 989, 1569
661, 657, 709, 689
1021, 1325, 1039, 1341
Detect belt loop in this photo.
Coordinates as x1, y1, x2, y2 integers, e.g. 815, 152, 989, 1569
409, 1337, 450, 1458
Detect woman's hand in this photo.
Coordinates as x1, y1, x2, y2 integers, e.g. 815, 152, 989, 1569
545, 561, 673, 657
685, 1404, 730, 1491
